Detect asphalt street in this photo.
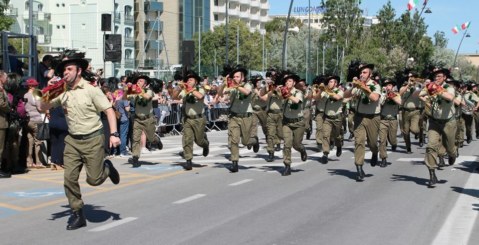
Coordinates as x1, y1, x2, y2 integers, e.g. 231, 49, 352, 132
0, 127, 478, 245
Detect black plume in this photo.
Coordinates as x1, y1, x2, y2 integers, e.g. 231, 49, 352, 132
150, 78, 164, 93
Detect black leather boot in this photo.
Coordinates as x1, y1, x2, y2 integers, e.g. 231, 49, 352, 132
380, 158, 387, 168
230, 161, 239, 173
66, 209, 87, 230
322, 154, 328, 164
448, 155, 456, 165
391, 145, 397, 152
282, 165, 291, 176
300, 149, 307, 161
356, 165, 365, 182
156, 137, 163, 150
437, 157, 446, 170
336, 145, 342, 157
317, 143, 323, 153
203, 143, 209, 157
104, 160, 120, 184
419, 136, 424, 147
253, 136, 260, 153
406, 146, 412, 154
428, 169, 438, 188
184, 160, 193, 170
266, 152, 274, 162
0, 170, 11, 178
370, 153, 378, 167
275, 144, 281, 151
129, 156, 140, 168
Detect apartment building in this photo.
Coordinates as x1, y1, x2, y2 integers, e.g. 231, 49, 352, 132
211, 0, 269, 33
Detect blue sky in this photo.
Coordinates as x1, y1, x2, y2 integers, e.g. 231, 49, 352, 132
269, 0, 479, 54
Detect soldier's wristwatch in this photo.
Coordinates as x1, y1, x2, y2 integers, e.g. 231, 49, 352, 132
110, 132, 120, 137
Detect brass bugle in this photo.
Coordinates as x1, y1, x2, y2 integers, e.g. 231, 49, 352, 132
32, 89, 43, 101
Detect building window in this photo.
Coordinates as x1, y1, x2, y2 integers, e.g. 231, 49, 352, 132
214, 14, 218, 21
214, 0, 219, 6
125, 5, 132, 17
125, 49, 132, 59
125, 27, 132, 38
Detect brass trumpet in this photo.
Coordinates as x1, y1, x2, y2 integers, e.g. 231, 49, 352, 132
32, 89, 43, 101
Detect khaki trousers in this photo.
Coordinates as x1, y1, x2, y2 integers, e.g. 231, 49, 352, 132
456, 116, 465, 145
63, 134, 109, 211
282, 120, 305, 165
266, 113, 283, 153
303, 108, 312, 131
132, 116, 157, 158
462, 114, 473, 140
315, 112, 324, 145
322, 117, 342, 155
347, 110, 355, 134
252, 109, 268, 139
425, 119, 457, 169
182, 117, 209, 160
401, 109, 421, 148
379, 119, 398, 159
228, 115, 257, 161
353, 114, 380, 166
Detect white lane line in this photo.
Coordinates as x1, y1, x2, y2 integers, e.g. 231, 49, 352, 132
88, 217, 138, 232
397, 156, 477, 162
432, 159, 479, 245
173, 194, 206, 204
229, 179, 253, 186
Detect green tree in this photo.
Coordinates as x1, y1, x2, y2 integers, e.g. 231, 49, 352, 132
433, 31, 448, 48
0, 0, 14, 31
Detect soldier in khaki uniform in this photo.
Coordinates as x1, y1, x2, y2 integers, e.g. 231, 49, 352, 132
399, 73, 423, 153
461, 83, 478, 144
251, 77, 268, 149
296, 79, 313, 140
126, 75, 159, 168
471, 84, 479, 139
451, 80, 465, 150
258, 75, 284, 162
280, 73, 307, 176
319, 75, 344, 164
172, 71, 209, 170
344, 64, 382, 181
418, 68, 457, 188
40, 58, 120, 230
0, 71, 10, 178
312, 76, 327, 152
379, 79, 401, 167
218, 66, 259, 172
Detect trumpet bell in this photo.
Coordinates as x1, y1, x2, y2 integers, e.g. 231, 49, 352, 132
32, 89, 43, 101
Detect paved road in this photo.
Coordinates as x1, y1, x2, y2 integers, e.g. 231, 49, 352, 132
0, 128, 478, 245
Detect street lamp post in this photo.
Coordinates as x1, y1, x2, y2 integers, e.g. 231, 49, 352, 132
404, 0, 431, 67
453, 24, 471, 67
281, 0, 294, 70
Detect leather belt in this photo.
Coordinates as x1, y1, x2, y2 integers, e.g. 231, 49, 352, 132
402, 108, 418, 112
70, 129, 103, 140
431, 117, 454, 123
283, 117, 304, 124
253, 106, 267, 111
268, 109, 282, 114
136, 114, 152, 120
229, 112, 252, 118
356, 113, 380, 119
381, 115, 397, 120
315, 110, 324, 114
186, 114, 204, 119
325, 114, 341, 120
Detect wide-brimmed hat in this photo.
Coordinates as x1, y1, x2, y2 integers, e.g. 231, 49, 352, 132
183, 71, 201, 83
433, 68, 450, 78
55, 58, 89, 76
282, 73, 300, 84
229, 65, 248, 77
132, 75, 151, 85
358, 64, 375, 73
382, 79, 396, 86
23, 77, 39, 87
325, 75, 340, 84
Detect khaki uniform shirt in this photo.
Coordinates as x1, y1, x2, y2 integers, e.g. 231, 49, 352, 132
421, 83, 456, 120
268, 92, 283, 111
132, 89, 154, 117
352, 79, 382, 114
51, 78, 111, 135
283, 88, 303, 119
324, 88, 344, 116
401, 86, 421, 109
230, 82, 254, 114
381, 93, 400, 118
252, 91, 268, 110
179, 88, 205, 116
0, 90, 9, 129
315, 92, 328, 112
303, 89, 313, 109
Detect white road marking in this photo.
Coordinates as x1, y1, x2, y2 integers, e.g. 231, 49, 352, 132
229, 179, 253, 186
88, 217, 138, 232
173, 194, 206, 204
432, 159, 479, 245
397, 156, 477, 162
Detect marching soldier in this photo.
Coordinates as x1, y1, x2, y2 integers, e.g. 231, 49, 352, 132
451, 80, 465, 149
217, 65, 259, 172
296, 79, 313, 140
171, 71, 209, 170
343, 64, 382, 181
312, 75, 327, 152
126, 75, 160, 168
461, 83, 478, 144
251, 76, 268, 150
419, 68, 457, 188
320, 75, 344, 164
280, 73, 307, 176
399, 73, 423, 153
379, 79, 401, 167
471, 83, 479, 139
259, 74, 283, 162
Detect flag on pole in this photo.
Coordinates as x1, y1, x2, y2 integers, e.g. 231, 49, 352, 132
407, 0, 419, 11
461, 22, 470, 30
452, 26, 459, 34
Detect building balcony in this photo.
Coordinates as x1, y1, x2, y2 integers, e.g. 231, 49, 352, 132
6, 7, 18, 17
260, 1, 269, 10
145, 40, 163, 51
228, 8, 239, 16
124, 36, 134, 47
124, 15, 134, 25
124, 58, 135, 67
114, 12, 121, 23
145, 20, 163, 33
239, 11, 249, 19
212, 5, 225, 13
250, 0, 260, 8
145, 1, 163, 14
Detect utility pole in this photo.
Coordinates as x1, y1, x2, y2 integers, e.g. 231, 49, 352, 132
281, 0, 294, 70
225, 0, 229, 65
